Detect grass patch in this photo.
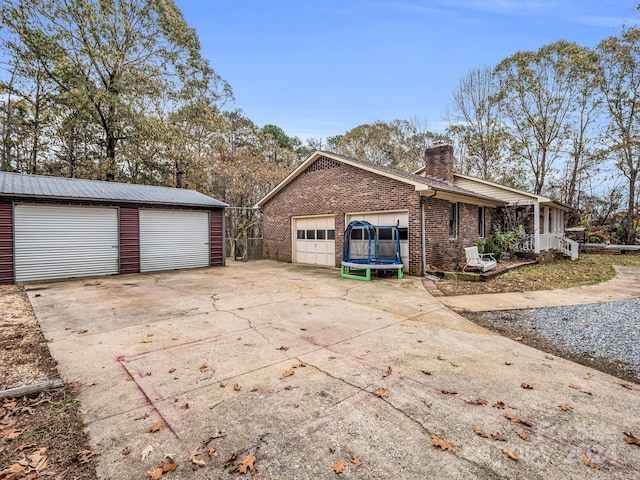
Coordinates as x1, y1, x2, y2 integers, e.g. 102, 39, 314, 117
437, 254, 640, 296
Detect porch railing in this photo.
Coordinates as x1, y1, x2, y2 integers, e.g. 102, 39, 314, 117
517, 234, 579, 260
556, 234, 579, 260
519, 235, 535, 252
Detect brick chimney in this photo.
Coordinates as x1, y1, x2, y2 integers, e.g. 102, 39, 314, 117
423, 143, 454, 184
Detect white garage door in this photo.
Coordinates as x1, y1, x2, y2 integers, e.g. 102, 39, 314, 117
139, 209, 209, 273
293, 216, 335, 266
346, 211, 409, 272
14, 204, 119, 283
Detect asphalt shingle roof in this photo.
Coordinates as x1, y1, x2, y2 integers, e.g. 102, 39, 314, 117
318, 151, 503, 204
0, 171, 227, 208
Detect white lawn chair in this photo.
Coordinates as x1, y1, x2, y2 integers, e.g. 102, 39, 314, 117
463, 246, 497, 272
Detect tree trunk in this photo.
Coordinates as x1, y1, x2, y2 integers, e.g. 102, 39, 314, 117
105, 132, 117, 181
627, 168, 638, 245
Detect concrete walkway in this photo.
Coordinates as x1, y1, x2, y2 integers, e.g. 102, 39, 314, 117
439, 265, 640, 312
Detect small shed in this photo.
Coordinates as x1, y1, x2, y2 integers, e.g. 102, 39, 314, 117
0, 172, 227, 284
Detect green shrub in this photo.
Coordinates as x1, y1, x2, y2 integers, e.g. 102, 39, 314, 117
493, 224, 526, 255
476, 236, 502, 259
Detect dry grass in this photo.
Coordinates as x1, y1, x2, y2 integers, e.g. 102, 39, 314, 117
436, 254, 640, 296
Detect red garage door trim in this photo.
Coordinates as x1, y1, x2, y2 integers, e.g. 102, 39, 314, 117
0, 202, 13, 285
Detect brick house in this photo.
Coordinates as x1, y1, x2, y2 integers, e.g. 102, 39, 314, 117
256, 145, 507, 275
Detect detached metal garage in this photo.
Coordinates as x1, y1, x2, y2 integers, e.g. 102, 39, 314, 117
0, 171, 227, 284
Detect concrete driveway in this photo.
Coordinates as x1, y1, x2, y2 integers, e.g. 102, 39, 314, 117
27, 261, 639, 479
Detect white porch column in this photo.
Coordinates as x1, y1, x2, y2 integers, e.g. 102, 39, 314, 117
534, 203, 540, 254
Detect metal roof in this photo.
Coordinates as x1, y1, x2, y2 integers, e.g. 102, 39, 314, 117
0, 171, 227, 208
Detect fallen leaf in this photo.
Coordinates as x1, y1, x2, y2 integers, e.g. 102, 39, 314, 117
14, 443, 36, 452
329, 447, 336, 452
441, 389, 457, 395
147, 466, 163, 480
161, 461, 177, 473
277, 346, 289, 351
421, 369, 432, 375
199, 363, 208, 372
233, 384, 241, 391
283, 369, 294, 377
180, 403, 189, 410
219, 381, 227, 388
76, 449, 101, 463
467, 398, 488, 406
516, 430, 531, 441
235, 455, 256, 473
504, 413, 520, 423
559, 403, 573, 411
198, 423, 206, 429
437, 355, 446, 361
292, 362, 306, 368
208, 447, 216, 456
141, 445, 154, 461
328, 355, 337, 359
569, 383, 582, 390
431, 434, 453, 451
382, 366, 392, 377
340, 445, 347, 451
512, 336, 523, 342
615, 381, 634, 390
580, 453, 600, 469
474, 426, 488, 438
0, 464, 25, 479
28, 447, 49, 470
521, 383, 533, 390
122, 447, 131, 455
332, 461, 346, 473
491, 433, 506, 441
260, 387, 270, 394
544, 354, 555, 360
450, 361, 458, 367
147, 422, 164, 433
624, 432, 640, 446
493, 401, 505, 409
502, 447, 518, 460
586, 372, 593, 379
504, 361, 512, 365
375, 389, 389, 398
351, 455, 362, 467
141, 338, 152, 343
423, 401, 432, 408
3, 428, 21, 440
168, 368, 176, 373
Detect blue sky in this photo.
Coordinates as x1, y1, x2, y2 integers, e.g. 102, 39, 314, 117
175, 1, 638, 141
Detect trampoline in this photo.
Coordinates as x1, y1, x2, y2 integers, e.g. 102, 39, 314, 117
341, 220, 404, 281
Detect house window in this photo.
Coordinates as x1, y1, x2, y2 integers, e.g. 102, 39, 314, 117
296, 230, 305, 240
478, 207, 485, 238
398, 228, 408, 240
449, 203, 458, 238
306, 229, 315, 240
327, 229, 335, 240
317, 229, 326, 240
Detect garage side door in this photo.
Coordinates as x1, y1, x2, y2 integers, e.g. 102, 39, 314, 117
139, 209, 209, 273
14, 204, 119, 283
293, 216, 335, 266
346, 211, 409, 272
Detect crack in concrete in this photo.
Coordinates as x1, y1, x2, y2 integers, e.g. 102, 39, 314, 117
299, 360, 507, 480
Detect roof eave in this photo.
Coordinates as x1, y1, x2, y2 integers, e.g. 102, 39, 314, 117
0, 193, 228, 208
418, 187, 504, 207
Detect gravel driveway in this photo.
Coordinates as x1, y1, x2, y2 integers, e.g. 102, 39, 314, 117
465, 298, 640, 382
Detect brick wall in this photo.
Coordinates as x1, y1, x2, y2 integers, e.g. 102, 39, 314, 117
262, 157, 424, 275
262, 156, 493, 275
423, 198, 497, 272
